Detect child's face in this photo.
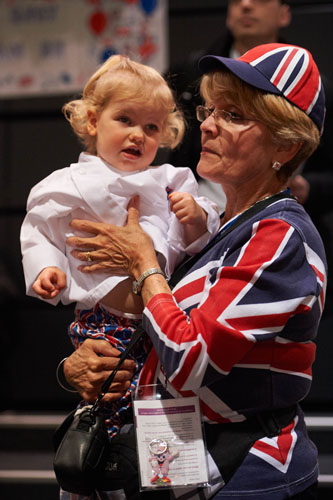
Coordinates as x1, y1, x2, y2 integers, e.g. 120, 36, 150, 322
87, 99, 166, 171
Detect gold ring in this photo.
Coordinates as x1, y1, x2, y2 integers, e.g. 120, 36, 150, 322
86, 251, 92, 262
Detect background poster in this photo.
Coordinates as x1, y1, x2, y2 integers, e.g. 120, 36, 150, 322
0, 0, 168, 98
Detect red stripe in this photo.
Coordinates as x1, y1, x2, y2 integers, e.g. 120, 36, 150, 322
238, 340, 315, 375
192, 311, 254, 372
173, 276, 205, 303
285, 65, 314, 108
227, 304, 311, 331
252, 420, 295, 464
310, 264, 325, 284
272, 48, 298, 86
198, 219, 291, 319
170, 342, 203, 388
138, 349, 159, 387
200, 400, 232, 423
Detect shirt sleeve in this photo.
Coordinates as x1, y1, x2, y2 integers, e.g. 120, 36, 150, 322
142, 217, 325, 392
20, 169, 81, 304
165, 166, 220, 254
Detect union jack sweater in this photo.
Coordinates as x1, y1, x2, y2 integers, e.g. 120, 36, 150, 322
138, 197, 327, 499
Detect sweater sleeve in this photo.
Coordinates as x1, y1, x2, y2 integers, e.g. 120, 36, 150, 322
142, 217, 325, 392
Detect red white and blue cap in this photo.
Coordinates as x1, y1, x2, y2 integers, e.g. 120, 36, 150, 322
198, 43, 325, 133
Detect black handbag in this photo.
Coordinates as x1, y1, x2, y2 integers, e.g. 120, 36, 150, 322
53, 325, 145, 496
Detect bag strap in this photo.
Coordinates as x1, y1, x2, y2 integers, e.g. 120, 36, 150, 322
91, 323, 146, 412
168, 191, 294, 289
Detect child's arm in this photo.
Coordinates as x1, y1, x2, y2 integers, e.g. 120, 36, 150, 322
32, 266, 67, 300
168, 191, 210, 246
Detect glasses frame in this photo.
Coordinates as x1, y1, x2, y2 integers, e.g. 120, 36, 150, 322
196, 105, 258, 125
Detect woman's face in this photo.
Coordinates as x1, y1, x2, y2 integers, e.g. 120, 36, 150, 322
197, 98, 279, 190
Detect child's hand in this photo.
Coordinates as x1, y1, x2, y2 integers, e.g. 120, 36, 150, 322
32, 266, 67, 299
168, 191, 207, 226
168, 191, 208, 245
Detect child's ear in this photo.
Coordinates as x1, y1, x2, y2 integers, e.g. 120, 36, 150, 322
87, 110, 98, 136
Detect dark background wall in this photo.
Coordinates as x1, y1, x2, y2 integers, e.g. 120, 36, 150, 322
0, 0, 332, 412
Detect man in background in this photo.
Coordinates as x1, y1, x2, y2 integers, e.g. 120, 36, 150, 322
167, 0, 292, 211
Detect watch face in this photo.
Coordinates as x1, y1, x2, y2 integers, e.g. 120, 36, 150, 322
132, 280, 141, 295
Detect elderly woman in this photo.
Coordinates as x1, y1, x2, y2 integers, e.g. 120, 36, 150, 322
63, 44, 326, 500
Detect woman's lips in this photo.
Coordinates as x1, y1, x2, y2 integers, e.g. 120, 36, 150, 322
201, 146, 217, 155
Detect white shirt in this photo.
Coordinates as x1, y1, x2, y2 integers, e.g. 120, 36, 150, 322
21, 153, 219, 309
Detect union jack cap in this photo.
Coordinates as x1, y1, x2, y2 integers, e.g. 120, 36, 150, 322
198, 43, 325, 133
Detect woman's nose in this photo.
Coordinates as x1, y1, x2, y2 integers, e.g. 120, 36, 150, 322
200, 114, 218, 135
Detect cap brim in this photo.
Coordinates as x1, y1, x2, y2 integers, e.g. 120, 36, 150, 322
198, 55, 282, 96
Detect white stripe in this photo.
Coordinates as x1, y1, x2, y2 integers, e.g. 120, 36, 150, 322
173, 257, 224, 311
235, 326, 282, 337
218, 224, 294, 326
234, 363, 270, 370
199, 387, 245, 422
177, 291, 202, 311
178, 334, 210, 390
249, 46, 290, 67
283, 49, 309, 96
249, 416, 298, 473
233, 364, 312, 380
145, 308, 212, 389
222, 295, 316, 320
250, 46, 312, 102
233, 360, 312, 378
270, 366, 312, 380
304, 241, 326, 283
145, 306, 194, 354
304, 240, 327, 313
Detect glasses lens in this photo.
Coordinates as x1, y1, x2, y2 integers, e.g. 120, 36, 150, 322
196, 106, 205, 122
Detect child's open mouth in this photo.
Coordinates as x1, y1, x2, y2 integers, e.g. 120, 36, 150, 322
122, 147, 142, 158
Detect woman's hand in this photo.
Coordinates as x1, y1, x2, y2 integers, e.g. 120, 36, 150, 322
64, 339, 137, 403
67, 195, 158, 279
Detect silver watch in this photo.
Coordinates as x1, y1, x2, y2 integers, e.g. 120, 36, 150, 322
132, 268, 164, 295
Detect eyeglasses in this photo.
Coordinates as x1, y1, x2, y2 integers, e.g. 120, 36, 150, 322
196, 105, 258, 125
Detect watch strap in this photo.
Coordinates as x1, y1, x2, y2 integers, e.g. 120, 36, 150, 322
132, 267, 164, 295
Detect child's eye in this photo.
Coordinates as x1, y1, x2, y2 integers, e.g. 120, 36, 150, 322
145, 123, 159, 132
117, 115, 131, 124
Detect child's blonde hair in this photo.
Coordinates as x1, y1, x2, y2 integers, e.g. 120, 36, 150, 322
63, 55, 185, 154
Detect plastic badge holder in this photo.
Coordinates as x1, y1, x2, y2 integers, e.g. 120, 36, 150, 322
132, 384, 211, 492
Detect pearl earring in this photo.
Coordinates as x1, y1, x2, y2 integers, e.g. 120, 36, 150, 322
272, 161, 282, 171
